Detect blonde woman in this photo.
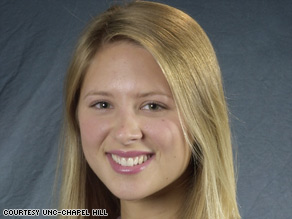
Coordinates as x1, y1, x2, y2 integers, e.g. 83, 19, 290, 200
60, 1, 241, 218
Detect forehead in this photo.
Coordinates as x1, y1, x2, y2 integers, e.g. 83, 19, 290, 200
81, 41, 172, 96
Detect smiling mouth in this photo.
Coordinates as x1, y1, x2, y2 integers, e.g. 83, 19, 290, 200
111, 154, 152, 167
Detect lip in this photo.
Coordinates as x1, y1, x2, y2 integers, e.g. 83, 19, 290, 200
106, 150, 154, 175
109, 150, 153, 157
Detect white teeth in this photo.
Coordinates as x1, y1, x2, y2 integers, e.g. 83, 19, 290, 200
111, 154, 151, 167
121, 157, 126, 166
138, 156, 144, 164
112, 154, 118, 162
134, 157, 139, 165
127, 158, 134, 166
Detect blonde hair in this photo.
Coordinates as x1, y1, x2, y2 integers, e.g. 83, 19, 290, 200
60, 1, 240, 218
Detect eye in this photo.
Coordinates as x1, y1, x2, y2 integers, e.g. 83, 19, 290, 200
92, 101, 112, 109
142, 102, 165, 111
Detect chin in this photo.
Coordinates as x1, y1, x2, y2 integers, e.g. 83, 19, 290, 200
111, 186, 152, 201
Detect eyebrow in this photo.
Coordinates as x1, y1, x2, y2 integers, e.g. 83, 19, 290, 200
136, 91, 172, 99
83, 91, 172, 99
83, 91, 113, 99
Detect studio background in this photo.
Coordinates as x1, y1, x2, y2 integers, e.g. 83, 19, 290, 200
0, 0, 291, 218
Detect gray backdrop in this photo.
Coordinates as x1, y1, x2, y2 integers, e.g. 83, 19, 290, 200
0, 0, 291, 218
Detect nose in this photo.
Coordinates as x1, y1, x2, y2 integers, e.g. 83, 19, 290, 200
113, 111, 143, 145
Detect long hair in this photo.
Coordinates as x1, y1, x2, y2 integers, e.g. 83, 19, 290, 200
60, 1, 241, 218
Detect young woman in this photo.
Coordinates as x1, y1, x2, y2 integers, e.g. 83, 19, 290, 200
59, 1, 241, 218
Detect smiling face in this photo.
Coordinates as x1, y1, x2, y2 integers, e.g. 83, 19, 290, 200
77, 41, 191, 201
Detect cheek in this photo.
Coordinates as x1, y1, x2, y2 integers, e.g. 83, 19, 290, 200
143, 117, 191, 180
79, 115, 110, 150
143, 118, 186, 152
